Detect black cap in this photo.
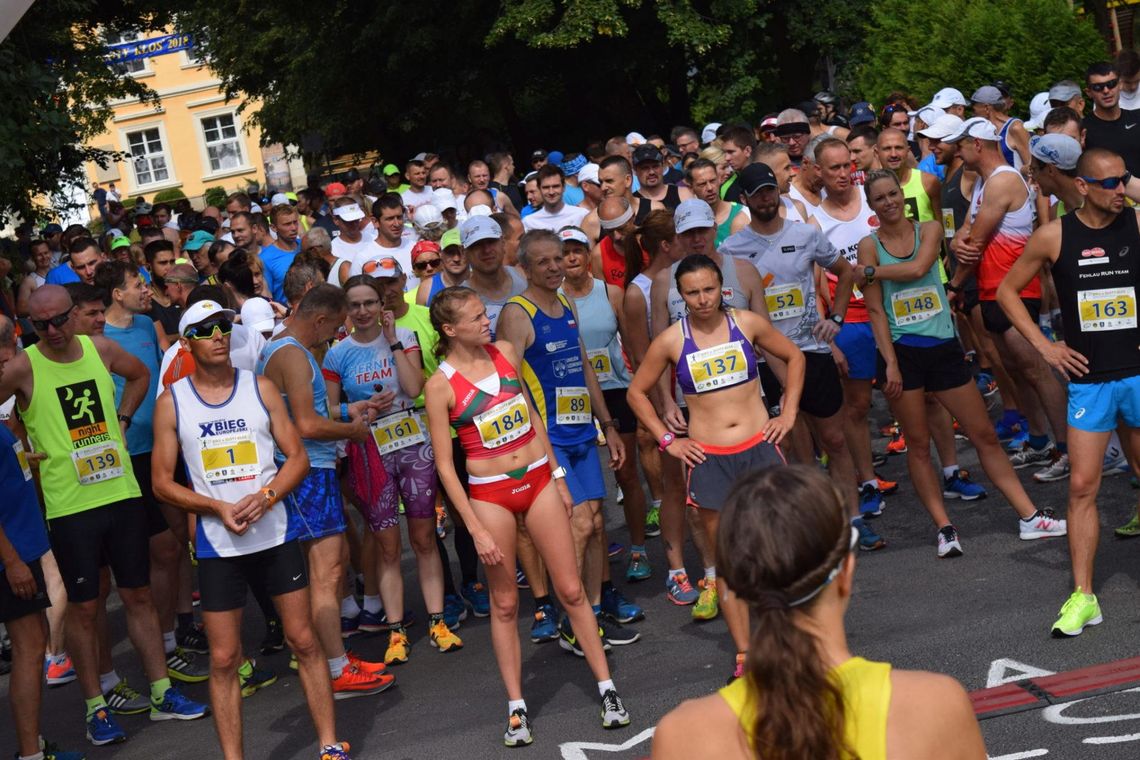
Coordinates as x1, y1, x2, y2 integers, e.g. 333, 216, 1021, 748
632, 145, 663, 165
737, 163, 779, 196
663, 143, 682, 158
531, 149, 547, 161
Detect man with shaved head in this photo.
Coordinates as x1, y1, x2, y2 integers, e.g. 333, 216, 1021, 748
590, 197, 646, 288
876, 128, 943, 224
467, 160, 518, 215
580, 157, 663, 244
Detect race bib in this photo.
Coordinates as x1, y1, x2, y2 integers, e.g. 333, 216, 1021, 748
686, 341, 749, 393
200, 433, 260, 485
474, 395, 531, 449
941, 208, 955, 238
1078, 287, 1137, 332
891, 285, 942, 326
72, 441, 125, 485
555, 386, 592, 425
371, 410, 426, 455
765, 283, 806, 320
14, 441, 31, 481
587, 349, 614, 384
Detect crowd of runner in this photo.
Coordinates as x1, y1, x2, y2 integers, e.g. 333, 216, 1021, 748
1, 49, 1139, 759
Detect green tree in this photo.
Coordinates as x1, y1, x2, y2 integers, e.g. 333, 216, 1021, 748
855, 0, 1108, 111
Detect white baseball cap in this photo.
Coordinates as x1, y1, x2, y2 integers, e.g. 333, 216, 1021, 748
270, 192, 291, 207
413, 204, 444, 229
1029, 134, 1082, 171
1024, 92, 1053, 131
625, 131, 647, 146
333, 203, 365, 221
557, 226, 591, 247
942, 116, 999, 143
240, 297, 276, 334
432, 188, 458, 212
930, 87, 969, 109
578, 163, 601, 186
674, 199, 716, 233
460, 216, 502, 247
179, 300, 236, 337
701, 123, 722, 145
909, 104, 946, 126
916, 114, 965, 141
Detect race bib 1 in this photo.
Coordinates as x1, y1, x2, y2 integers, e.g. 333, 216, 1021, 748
1078, 286, 1137, 332
891, 285, 942, 326
72, 441, 125, 485
14, 441, 31, 481
555, 386, 592, 425
686, 341, 749, 393
371, 410, 426, 455
200, 434, 260, 485
474, 395, 531, 449
765, 283, 806, 320
587, 349, 614, 384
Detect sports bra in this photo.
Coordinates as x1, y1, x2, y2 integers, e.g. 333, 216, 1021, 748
674, 309, 759, 396
440, 344, 536, 459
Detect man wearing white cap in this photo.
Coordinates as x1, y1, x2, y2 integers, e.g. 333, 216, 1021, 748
1030, 134, 1084, 216
931, 87, 969, 118
947, 117, 1070, 479
971, 85, 1030, 170
432, 187, 460, 229
700, 123, 721, 145
1024, 92, 1053, 133
458, 216, 527, 338
522, 165, 589, 234
576, 163, 603, 213
329, 198, 374, 286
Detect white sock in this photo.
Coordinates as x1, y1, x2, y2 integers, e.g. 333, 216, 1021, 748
340, 595, 361, 617
328, 654, 349, 679
163, 630, 176, 655
99, 670, 120, 694
508, 699, 527, 716
943, 466, 959, 479
18, 752, 44, 760
597, 679, 615, 697
363, 595, 383, 614
704, 566, 716, 583
651, 499, 661, 509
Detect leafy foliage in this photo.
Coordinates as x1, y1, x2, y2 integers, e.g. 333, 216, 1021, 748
152, 188, 187, 203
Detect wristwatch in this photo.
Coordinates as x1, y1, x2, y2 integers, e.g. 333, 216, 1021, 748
828, 314, 844, 326
389, 341, 404, 352
863, 265, 876, 284
550, 466, 567, 480
117, 413, 132, 429
259, 487, 278, 507
658, 431, 676, 451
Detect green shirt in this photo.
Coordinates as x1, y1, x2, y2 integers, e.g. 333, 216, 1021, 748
395, 302, 438, 408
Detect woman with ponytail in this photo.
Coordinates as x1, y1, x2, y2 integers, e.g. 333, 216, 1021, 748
651, 465, 985, 760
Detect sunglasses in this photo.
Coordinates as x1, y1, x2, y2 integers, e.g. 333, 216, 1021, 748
362, 258, 400, 276
184, 318, 233, 340
413, 258, 442, 272
31, 308, 73, 332
1080, 172, 1132, 189
1088, 78, 1119, 93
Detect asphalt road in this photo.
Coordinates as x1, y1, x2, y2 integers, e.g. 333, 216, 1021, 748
6, 401, 1140, 759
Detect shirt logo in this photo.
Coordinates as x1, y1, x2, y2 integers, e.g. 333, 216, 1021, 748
1078, 247, 1110, 266
781, 246, 796, 253
867, 215, 881, 229
56, 380, 110, 449
198, 419, 249, 437
1081, 247, 1106, 258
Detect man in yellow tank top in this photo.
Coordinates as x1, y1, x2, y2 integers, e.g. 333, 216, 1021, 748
876, 128, 942, 223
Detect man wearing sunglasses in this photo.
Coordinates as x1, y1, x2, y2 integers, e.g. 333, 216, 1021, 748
416, 228, 469, 307
1083, 62, 1140, 177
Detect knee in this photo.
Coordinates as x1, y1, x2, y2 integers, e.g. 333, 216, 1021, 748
68, 600, 98, 624
409, 531, 435, 557
489, 587, 518, 622
376, 533, 402, 564
117, 586, 154, 609
150, 531, 180, 567
1069, 472, 1101, 502
555, 579, 587, 609
819, 426, 847, 454
283, 624, 320, 659
209, 645, 243, 674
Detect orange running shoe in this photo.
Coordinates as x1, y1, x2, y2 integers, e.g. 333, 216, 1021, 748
331, 662, 394, 701
886, 432, 908, 455
875, 477, 899, 495
345, 650, 387, 676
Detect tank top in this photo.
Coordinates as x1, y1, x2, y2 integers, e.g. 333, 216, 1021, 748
599, 236, 630, 288
426, 272, 449, 304
998, 118, 1023, 170
640, 184, 682, 211
667, 255, 748, 326
815, 195, 878, 323
719, 657, 891, 760
900, 169, 935, 223
875, 224, 956, 344
629, 273, 653, 333
442, 344, 536, 459
1053, 210, 1140, 383
255, 336, 338, 469
787, 183, 821, 221
21, 336, 139, 520
475, 268, 528, 339
716, 203, 745, 247
566, 278, 632, 391
634, 197, 652, 225
941, 165, 970, 235
509, 294, 596, 447
170, 369, 295, 558
674, 310, 759, 396
970, 165, 1039, 301
781, 195, 807, 223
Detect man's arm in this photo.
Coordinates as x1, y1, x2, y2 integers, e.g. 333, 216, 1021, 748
735, 259, 770, 320
494, 301, 534, 358
264, 344, 367, 441
93, 336, 148, 418
151, 391, 234, 520
258, 375, 310, 499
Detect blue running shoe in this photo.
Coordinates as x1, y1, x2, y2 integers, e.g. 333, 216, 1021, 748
626, 551, 651, 582
854, 517, 886, 551
1006, 429, 1029, 451
43, 740, 86, 760
515, 564, 529, 589
443, 594, 467, 630
665, 572, 700, 605
357, 609, 385, 633
859, 483, 883, 518
600, 585, 644, 624
531, 603, 559, 643
86, 708, 126, 745
150, 686, 209, 721
607, 542, 625, 561
943, 469, 987, 501
340, 613, 361, 639
462, 581, 491, 618
994, 415, 1020, 441
975, 372, 998, 397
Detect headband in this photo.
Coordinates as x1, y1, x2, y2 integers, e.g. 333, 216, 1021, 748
599, 205, 634, 230
774, 122, 811, 137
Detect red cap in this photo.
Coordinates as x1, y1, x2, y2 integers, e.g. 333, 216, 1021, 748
324, 182, 347, 199
411, 240, 442, 260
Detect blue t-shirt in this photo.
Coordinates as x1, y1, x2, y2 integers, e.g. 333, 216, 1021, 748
321, 326, 420, 411
260, 241, 301, 303
105, 315, 161, 454
520, 204, 538, 219
45, 264, 79, 285
917, 154, 946, 182
0, 425, 50, 569
563, 185, 584, 207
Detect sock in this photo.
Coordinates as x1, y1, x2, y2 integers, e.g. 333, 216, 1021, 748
943, 466, 959, 479
85, 695, 108, 718
429, 612, 444, 627
704, 566, 716, 583
163, 629, 176, 655
601, 580, 615, 594
340, 595, 361, 617
1001, 409, 1021, 426
1021, 511, 1042, 522
237, 659, 253, 678
597, 678, 615, 697
1028, 434, 1049, 451
328, 654, 349, 679
18, 752, 44, 760
1056, 441, 1068, 455
533, 595, 553, 609
362, 595, 382, 615
860, 479, 877, 491
177, 612, 194, 631
650, 499, 661, 510
668, 568, 687, 582
630, 544, 646, 556
98, 670, 120, 695
150, 676, 172, 704
508, 699, 527, 716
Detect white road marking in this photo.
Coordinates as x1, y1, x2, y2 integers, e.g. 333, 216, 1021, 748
988, 751, 1048, 759
986, 658, 1055, 688
1084, 733, 1140, 744
559, 727, 656, 759
1042, 686, 1140, 725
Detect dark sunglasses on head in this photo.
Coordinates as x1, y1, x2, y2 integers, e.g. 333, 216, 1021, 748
31, 307, 73, 332
1080, 171, 1132, 189
184, 318, 234, 340
413, 258, 442, 272
1088, 79, 1119, 93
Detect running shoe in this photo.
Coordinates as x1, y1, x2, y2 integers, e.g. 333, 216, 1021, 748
238, 658, 277, 698
937, 525, 964, 558
149, 686, 209, 721
1005, 429, 1029, 451
429, 619, 464, 652
86, 708, 126, 745
1019, 509, 1068, 540
1051, 589, 1102, 637
103, 679, 150, 715
994, 415, 1024, 441
665, 572, 700, 605
191, 590, 200, 607
340, 612, 361, 638
332, 662, 394, 700
167, 646, 210, 683
436, 501, 448, 538
1034, 451, 1071, 482
176, 622, 209, 654
41, 740, 85, 760
879, 421, 899, 437
854, 517, 886, 551
320, 742, 353, 760
875, 476, 899, 495
558, 617, 610, 656
531, 603, 559, 643
886, 432, 907, 455
289, 654, 298, 672
976, 372, 998, 397
515, 564, 529, 589
358, 609, 385, 633
345, 650, 387, 675
1115, 514, 1140, 538
859, 483, 884, 518
626, 551, 651, 582
645, 504, 661, 537
608, 542, 625, 561
1010, 442, 1056, 469
504, 707, 533, 747
692, 584, 719, 621
598, 616, 640, 646
260, 618, 284, 654
600, 585, 644, 623
943, 469, 987, 500
600, 689, 631, 729
953, 420, 967, 440
1103, 449, 1129, 475
45, 654, 77, 686
443, 594, 468, 630
384, 629, 410, 665
462, 581, 491, 617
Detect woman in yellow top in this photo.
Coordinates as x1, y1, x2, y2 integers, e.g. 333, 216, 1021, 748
651, 465, 986, 760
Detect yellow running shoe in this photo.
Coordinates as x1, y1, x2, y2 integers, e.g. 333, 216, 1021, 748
429, 619, 464, 653
692, 584, 719, 621
384, 629, 410, 665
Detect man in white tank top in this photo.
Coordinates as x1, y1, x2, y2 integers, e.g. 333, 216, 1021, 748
151, 300, 354, 760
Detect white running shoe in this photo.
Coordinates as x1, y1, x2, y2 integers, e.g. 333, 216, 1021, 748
1020, 509, 1067, 540
937, 525, 963, 558
1033, 453, 1070, 483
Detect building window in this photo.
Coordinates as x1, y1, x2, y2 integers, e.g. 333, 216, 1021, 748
200, 114, 244, 173
126, 128, 170, 187
108, 31, 148, 76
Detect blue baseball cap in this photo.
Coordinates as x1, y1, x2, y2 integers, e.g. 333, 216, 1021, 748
849, 102, 876, 126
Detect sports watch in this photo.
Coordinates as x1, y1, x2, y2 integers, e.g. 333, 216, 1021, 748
829, 313, 844, 326
863, 265, 876, 284
550, 466, 567, 480
658, 432, 676, 451
260, 487, 278, 507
